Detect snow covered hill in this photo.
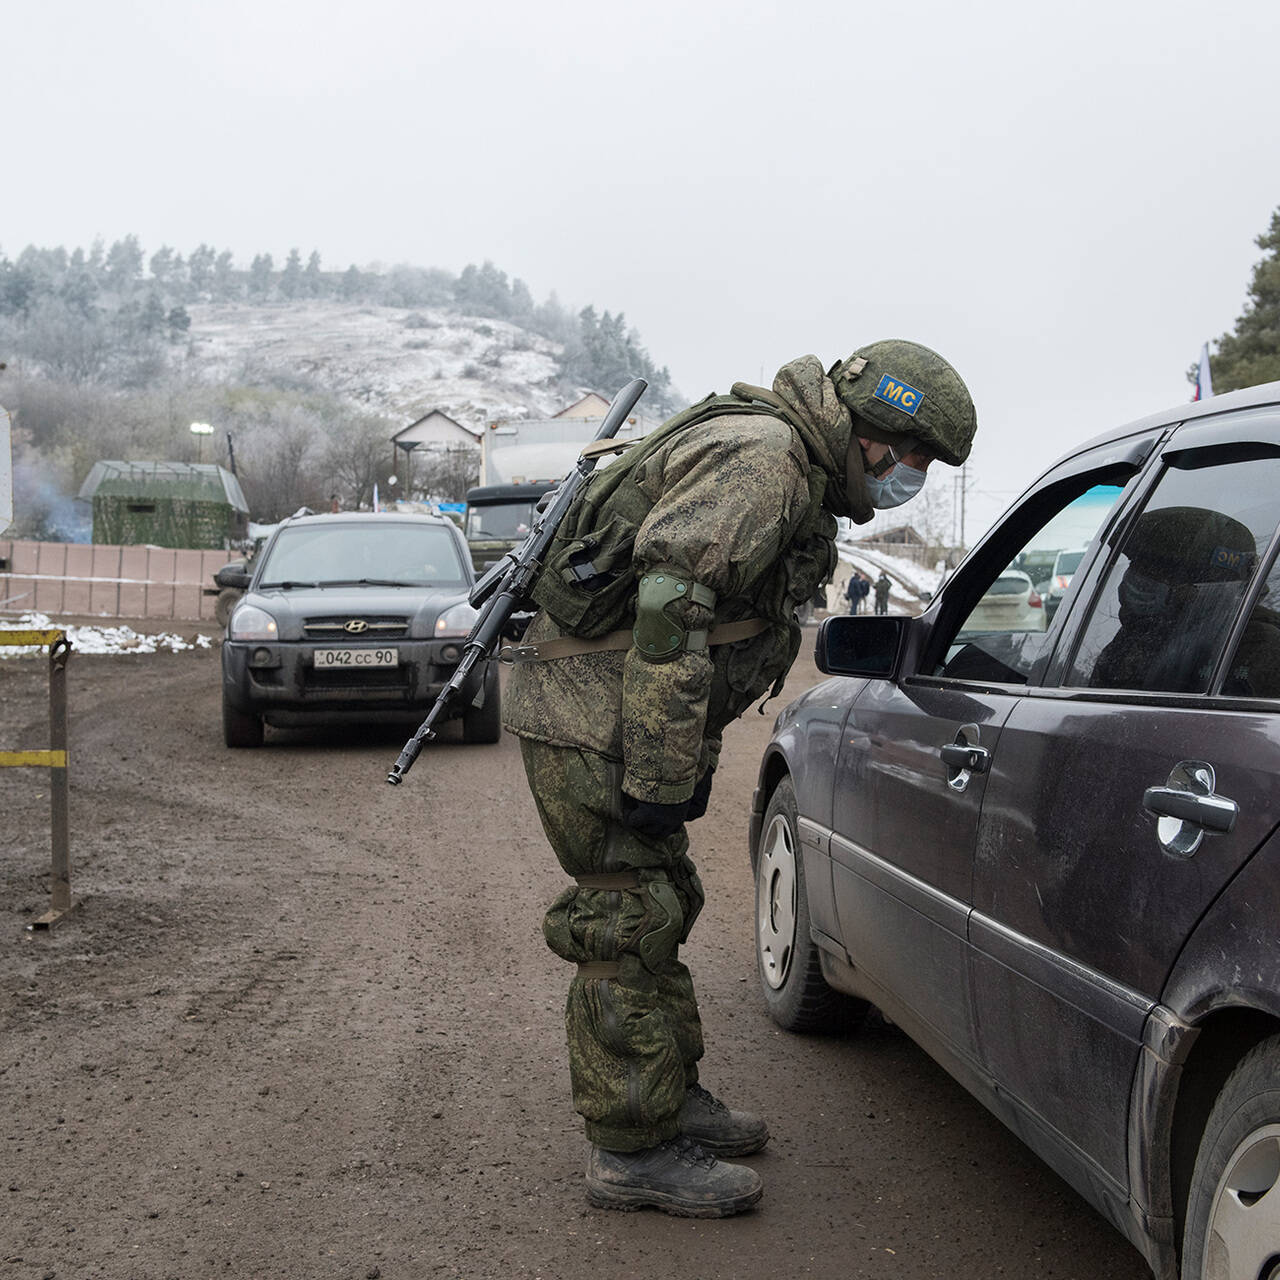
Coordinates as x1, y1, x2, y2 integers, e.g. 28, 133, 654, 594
185, 302, 571, 426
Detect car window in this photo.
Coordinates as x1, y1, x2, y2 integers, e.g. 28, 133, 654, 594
465, 501, 536, 540
1219, 549, 1280, 697
935, 483, 1126, 685
258, 522, 468, 588
1066, 455, 1280, 694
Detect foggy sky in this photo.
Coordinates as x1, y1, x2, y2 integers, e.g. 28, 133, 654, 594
4, 0, 1279, 537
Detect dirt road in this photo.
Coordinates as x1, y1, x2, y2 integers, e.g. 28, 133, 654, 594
1, 632, 1148, 1279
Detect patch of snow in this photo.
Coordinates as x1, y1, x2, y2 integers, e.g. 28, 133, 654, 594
0, 612, 213, 657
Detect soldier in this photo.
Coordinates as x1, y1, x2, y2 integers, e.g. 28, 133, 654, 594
504, 342, 977, 1216
874, 570, 892, 614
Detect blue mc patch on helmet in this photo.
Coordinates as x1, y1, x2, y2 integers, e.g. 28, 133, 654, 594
873, 373, 923, 417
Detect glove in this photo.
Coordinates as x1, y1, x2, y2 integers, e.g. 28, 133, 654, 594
685, 769, 714, 822
621, 792, 689, 839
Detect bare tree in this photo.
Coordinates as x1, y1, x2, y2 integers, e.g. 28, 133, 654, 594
413, 445, 479, 503
321, 413, 397, 511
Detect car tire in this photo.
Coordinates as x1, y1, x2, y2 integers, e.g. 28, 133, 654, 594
461, 662, 502, 745
222, 692, 264, 749
1181, 1033, 1280, 1279
755, 776, 867, 1034
214, 587, 242, 628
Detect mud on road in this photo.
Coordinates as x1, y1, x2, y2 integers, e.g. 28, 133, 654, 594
0, 631, 1148, 1280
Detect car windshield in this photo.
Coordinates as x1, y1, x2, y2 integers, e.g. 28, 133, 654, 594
1055, 550, 1086, 575
257, 522, 468, 588
465, 501, 538, 540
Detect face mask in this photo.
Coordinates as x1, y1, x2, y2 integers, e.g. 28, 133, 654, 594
1118, 568, 1173, 620
864, 462, 927, 509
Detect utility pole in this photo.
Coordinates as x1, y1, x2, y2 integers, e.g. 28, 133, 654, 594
960, 462, 968, 550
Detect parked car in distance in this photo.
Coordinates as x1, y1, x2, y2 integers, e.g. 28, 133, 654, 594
220, 511, 499, 748
751, 379, 1280, 1280
961, 568, 1046, 634
1045, 545, 1088, 621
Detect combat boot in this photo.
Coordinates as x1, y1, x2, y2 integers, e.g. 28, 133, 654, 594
678, 1083, 770, 1156
585, 1136, 763, 1218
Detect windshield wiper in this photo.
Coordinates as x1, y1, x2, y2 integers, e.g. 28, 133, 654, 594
260, 580, 318, 590
315, 578, 415, 588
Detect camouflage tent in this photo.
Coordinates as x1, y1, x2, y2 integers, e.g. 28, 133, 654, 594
78, 461, 249, 550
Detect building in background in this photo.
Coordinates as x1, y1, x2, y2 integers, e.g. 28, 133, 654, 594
78, 461, 249, 549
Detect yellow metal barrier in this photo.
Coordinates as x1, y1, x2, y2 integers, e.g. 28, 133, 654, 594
1, 627, 78, 928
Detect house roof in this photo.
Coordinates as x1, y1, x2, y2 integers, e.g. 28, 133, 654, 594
554, 392, 612, 419
392, 409, 481, 445
855, 523, 925, 544
78, 461, 249, 513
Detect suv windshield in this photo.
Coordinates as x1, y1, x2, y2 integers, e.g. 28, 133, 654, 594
257, 522, 467, 588
465, 501, 538, 540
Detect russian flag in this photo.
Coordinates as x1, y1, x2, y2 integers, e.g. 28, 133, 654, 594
373, 482, 381, 513
1194, 343, 1214, 401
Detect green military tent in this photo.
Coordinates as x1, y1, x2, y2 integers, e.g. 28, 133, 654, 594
78, 461, 249, 550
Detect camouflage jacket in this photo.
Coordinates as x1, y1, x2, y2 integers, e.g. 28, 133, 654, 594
503, 356, 855, 805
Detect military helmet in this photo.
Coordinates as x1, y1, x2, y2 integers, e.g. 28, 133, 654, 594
830, 339, 976, 466
1124, 506, 1256, 585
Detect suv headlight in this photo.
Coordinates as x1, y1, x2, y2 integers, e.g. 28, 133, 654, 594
230, 604, 279, 641
435, 600, 479, 638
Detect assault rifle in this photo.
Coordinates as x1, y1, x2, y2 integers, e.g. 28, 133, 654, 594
386, 377, 648, 785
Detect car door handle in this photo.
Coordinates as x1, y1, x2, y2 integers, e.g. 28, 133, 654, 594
940, 743, 990, 774
1143, 786, 1238, 833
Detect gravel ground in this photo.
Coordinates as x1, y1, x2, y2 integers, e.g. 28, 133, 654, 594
0, 626, 1149, 1279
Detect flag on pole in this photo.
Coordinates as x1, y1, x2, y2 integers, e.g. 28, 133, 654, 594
1194, 343, 1214, 401
373, 482, 381, 513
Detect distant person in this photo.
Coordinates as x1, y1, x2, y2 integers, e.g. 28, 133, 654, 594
844, 572, 869, 614
874, 571, 892, 614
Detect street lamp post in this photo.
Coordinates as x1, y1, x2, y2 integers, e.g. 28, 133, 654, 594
395, 440, 420, 501
190, 421, 214, 464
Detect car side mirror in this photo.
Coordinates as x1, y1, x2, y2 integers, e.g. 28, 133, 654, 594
215, 564, 251, 589
815, 615, 907, 678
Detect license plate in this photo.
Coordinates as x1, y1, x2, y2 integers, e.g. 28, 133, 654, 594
313, 648, 399, 668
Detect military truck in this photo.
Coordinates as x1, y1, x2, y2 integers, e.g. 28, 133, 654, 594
462, 481, 557, 577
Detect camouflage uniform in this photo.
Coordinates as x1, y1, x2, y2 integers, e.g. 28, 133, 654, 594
504, 356, 862, 1151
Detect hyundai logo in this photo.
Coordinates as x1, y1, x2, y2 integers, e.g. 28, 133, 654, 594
343, 619, 369, 634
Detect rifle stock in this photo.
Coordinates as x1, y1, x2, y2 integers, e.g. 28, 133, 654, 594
386, 377, 647, 786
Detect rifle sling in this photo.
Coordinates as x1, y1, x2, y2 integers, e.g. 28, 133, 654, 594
499, 617, 769, 665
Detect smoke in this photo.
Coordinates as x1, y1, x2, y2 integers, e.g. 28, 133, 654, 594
11, 455, 91, 542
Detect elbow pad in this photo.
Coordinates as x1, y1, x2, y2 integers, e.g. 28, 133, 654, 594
633, 568, 717, 662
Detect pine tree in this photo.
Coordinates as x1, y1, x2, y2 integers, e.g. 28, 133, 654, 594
279, 248, 303, 299
1200, 206, 1280, 393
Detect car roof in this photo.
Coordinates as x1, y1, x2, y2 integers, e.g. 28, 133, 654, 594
276, 511, 454, 529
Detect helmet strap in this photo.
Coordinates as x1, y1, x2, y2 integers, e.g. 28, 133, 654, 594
863, 435, 920, 478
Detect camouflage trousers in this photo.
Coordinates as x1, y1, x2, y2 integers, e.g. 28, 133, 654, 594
519, 738, 706, 1152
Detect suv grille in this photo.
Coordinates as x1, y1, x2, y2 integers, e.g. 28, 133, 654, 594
302, 614, 411, 637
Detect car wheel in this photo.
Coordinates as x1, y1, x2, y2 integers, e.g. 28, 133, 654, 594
1182, 1033, 1280, 1279
214, 587, 242, 628
755, 776, 867, 1033
461, 662, 502, 745
222, 691, 264, 748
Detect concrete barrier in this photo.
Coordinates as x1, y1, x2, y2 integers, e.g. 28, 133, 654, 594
0, 539, 233, 622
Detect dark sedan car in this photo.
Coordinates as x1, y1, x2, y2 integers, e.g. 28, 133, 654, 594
220, 511, 499, 747
751, 380, 1280, 1280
